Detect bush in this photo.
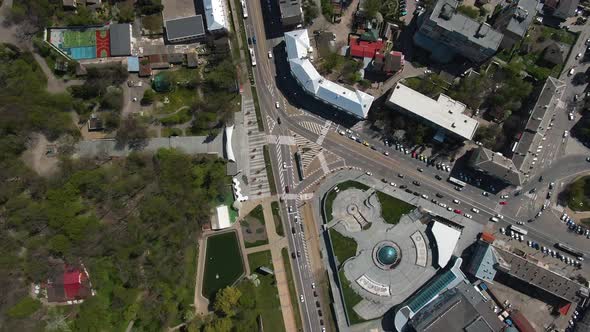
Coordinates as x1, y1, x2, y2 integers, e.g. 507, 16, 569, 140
7, 297, 41, 319
141, 89, 156, 105
457, 5, 479, 19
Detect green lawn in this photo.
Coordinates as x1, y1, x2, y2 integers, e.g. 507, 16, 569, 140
160, 108, 192, 125
216, 186, 238, 223
202, 231, 245, 300
271, 201, 284, 237
329, 229, 357, 268
262, 145, 277, 195
282, 248, 302, 330
338, 270, 367, 325
248, 204, 265, 224
323, 181, 370, 222
540, 25, 577, 45
376, 191, 414, 224
161, 127, 184, 137
155, 88, 198, 115
242, 250, 286, 332
567, 176, 590, 211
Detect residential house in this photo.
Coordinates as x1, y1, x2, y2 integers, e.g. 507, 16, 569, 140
414, 0, 503, 63
554, 0, 579, 19
63, 0, 77, 9
45, 264, 94, 304
164, 15, 206, 43
493, 0, 539, 49
279, 0, 303, 28
88, 114, 104, 132
204, 0, 230, 33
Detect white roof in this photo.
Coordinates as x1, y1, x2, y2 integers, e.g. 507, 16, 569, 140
213, 205, 231, 230
204, 0, 229, 32
284, 29, 374, 119
387, 83, 479, 140
225, 125, 235, 162
431, 221, 461, 268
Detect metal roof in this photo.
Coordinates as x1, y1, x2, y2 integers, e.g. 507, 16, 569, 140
109, 23, 131, 56
165, 15, 205, 41
204, 0, 229, 31
387, 83, 479, 140
284, 29, 374, 118
503, 0, 539, 38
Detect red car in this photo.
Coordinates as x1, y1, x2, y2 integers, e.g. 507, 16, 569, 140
412, 151, 417, 158
454, 209, 462, 214
499, 201, 507, 205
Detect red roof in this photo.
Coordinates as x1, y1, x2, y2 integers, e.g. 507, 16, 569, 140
63, 269, 85, 299
480, 232, 495, 243
349, 35, 384, 59
558, 302, 572, 316
510, 310, 536, 332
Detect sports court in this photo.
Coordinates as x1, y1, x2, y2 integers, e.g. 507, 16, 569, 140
49, 27, 110, 60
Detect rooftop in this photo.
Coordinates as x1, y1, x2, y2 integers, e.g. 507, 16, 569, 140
467, 240, 499, 282
165, 15, 206, 41
387, 83, 479, 140
470, 147, 522, 185
502, 0, 539, 38
428, 0, 503, 51
109, 23, 132, 56
431, 221, 461, 268
278, 0, 303, 23
204, 0, 229, 32
409, 282, 504, 332
285, 29, 374, 118
212, 205, 231, 230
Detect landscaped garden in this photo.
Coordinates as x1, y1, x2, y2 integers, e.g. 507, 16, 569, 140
376, 191, 415, 224
241, 251, 286, 332
566, 176, 590, 211
282, 248, 302, 330
202, 231, 245, 300
241, 204, 268, 248
329, 229, 358, 268
271, 201, 284, 236
323, 181, 370, 222
338, 270, 367, 325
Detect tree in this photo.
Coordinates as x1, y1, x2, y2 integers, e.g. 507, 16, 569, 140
118, 3, 135, 23
115, 117, 148, 148
204, 318, 232, 332
213, 286, 242, 317
303, 1, 319, 25
363, 0, 382, 18
7, 297, 41, 319
49, 234, 71, 254
456, 5, 479, 19
141, 89, 156, 105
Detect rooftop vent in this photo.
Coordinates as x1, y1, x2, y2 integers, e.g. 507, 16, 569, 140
476, 23, 490, 37
439, 3, 455, 20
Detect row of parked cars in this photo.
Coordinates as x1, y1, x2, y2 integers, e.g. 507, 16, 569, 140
561, 213, 590, 238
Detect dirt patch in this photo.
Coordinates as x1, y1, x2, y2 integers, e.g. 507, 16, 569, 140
241, 216, 268, 246
21, 133, 60, 177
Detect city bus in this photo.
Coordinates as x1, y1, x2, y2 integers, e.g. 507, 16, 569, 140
448, 177, 467, 187
555, 242, 585, 257
241, 0, 248, 18
249, 48, 256, 66
510, 225, 528, 236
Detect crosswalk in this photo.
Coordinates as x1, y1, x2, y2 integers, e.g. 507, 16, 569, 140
294, 135, 322, 170
300, 121, 327, 136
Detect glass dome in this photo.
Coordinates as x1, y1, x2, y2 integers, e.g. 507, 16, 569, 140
377, 245, 398, 266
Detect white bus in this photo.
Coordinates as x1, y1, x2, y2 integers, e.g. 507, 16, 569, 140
241, 0, 248, 18
448, 176, 467, 187
249, 48, 256, 66
510, 225, 528, 236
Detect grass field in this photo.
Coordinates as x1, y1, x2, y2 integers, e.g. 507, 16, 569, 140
338, 270, 367, 325
567, 176, 590, 211
376, 191, 414, 224
329, 229, 357, 268
202, 231, 244, 300
63, 30, 95, 48
243, 250, 286, 332
271, 201, 284, 237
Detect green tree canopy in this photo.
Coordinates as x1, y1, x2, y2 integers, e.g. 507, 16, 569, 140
213, 286, 242, 317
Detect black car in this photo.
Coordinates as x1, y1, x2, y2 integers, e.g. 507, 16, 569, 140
547, 191, 552, 199
297, 251, 301, 258
277, 117, 281, 125
400, 184, 408, 189
405, 188, 412, 193
247, 37, 252, 44
318, 310, 323, 317
436, 193, 444, 198
435, 174, 442, 180
291, 252, 296, 259
412, 180, 421, 186
370, 145, 377, 150
291, 227, 296, 234
413, 191, 420, 196
316, 301, 320, 308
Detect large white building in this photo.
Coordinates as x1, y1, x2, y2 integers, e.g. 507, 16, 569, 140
204, 0, 229, 33
284, 29, 374, 119
386, 83, 479, 141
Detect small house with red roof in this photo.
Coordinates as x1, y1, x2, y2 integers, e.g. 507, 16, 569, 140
349, 35, 384, 59
44, 263, 94, 304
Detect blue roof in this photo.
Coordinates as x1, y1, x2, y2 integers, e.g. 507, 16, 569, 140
407, 269, 458, 312
469, 242, 497, 282
127, 56, 139, 72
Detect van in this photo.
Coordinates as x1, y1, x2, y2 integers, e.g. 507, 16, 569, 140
490, 217, 500, 222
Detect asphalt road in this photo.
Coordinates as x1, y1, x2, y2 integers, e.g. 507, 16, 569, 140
242, 2, 590, 329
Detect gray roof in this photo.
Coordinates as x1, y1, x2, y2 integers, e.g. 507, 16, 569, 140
470, 147, 522, 185
502, 0, 539, 38
429, 0, 503, 52
279, 0, 303, 26
493, 245, 586, 303
409, 282, 504, 332
109, 23, 131, 56
556, 0, 580, 17
165, 15, 205, 41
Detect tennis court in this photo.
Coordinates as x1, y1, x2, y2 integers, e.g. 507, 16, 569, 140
49, 27, 110, 60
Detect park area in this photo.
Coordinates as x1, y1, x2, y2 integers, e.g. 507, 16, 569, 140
376, 191, 414, 224
202, 231, 245, 300
566, 176, 590, 211
240, 205, 268, 248
323, 181, 370, 222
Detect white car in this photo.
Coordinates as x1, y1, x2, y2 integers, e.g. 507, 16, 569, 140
569, 68, 575, 76
439, 203, 447, 208
300, 295, 304, 302
268, 51, 273, 58
421, 194, 429, 199
390, 182, 397, 187
463, 213, 472, 219
283, 162, 287, 169
339, 130, 345, 135
447, 207, 453, 211
500, 227, 505, 234
366, 171, 373, 176
495, 214, 504, 219
311, 282, 316, 289
453, 199, 460, 204
569, 113, 575, 121
564, 130, 569, 138
471, 207, 480, 213
275, 101, 280, 108
576, 53, 583, 59
561, 213, 568, 221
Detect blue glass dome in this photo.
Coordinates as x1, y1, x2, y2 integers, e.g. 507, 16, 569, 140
377, 245, 398, 265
